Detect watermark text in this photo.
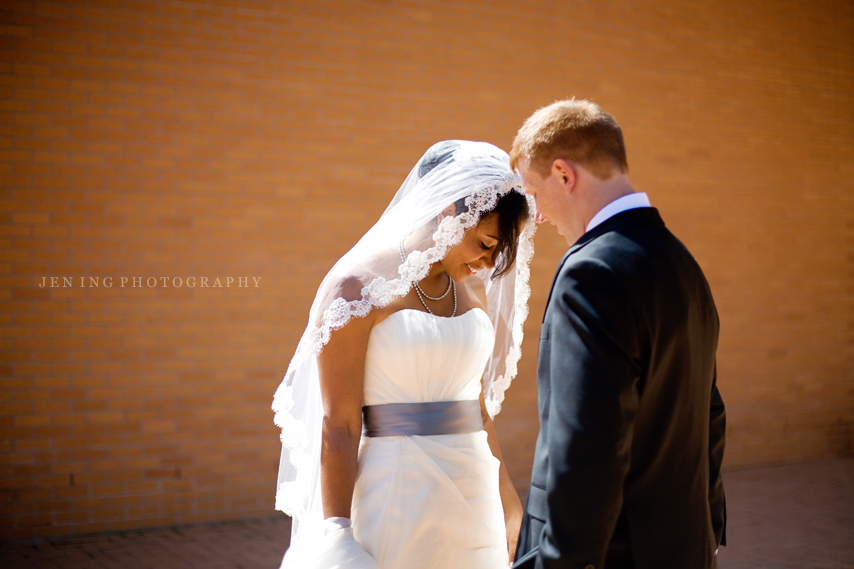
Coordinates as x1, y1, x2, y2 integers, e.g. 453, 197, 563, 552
38, 276, 262, 288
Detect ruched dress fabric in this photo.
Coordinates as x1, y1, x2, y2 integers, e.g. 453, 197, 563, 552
351, 307, 508, 569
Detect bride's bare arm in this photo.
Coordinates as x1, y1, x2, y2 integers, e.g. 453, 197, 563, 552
480, 391, 524, 563
317, 312, 374, 519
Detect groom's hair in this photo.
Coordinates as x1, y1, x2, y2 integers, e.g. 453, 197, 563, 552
510, 99, 628, 180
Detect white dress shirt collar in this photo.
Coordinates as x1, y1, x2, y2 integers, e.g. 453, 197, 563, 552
586, 192, 651, 233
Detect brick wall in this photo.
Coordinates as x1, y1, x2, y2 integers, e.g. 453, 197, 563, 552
1, 0, 851, 540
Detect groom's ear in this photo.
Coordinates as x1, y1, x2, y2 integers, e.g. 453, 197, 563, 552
552, 159, 577, 194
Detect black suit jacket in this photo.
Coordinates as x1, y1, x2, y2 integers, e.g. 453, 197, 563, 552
515, 208, 726, 569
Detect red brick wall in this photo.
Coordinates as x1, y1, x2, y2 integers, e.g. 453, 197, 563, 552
1, 0, 852, 539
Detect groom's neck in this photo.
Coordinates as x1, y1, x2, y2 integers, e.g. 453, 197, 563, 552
577, 172, 635, 229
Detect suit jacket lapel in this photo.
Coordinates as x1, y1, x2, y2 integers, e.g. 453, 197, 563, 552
541, 207, 664, 321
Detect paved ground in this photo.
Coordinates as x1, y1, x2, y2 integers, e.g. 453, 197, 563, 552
1, 517, 292, 569
2, 457, 852, 568
716, 457, 853, 569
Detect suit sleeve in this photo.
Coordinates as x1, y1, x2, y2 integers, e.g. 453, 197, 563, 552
533, 259, 642, 568
708, 362, 726, 547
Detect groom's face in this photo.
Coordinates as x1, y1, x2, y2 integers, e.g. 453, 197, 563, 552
517, 159, 570, 238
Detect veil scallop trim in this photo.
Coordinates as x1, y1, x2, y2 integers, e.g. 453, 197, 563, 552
488, 208, 535, 417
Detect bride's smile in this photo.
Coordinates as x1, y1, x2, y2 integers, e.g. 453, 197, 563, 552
439, 214, 500, 282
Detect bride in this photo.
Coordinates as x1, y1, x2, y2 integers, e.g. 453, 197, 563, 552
272, 141, 537, 568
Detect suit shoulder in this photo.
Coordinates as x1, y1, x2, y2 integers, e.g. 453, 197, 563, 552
552, 255, 628, 310
576, 223, 703, 277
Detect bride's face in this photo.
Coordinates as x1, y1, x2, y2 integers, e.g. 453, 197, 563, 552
440, 214, 500, 281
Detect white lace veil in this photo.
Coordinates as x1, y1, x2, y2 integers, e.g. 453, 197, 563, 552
272, 140, 537, 556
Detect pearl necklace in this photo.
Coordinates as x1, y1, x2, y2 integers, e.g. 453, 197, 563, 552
399, 240, 457, 317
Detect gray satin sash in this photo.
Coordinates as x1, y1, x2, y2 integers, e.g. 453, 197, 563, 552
362, 400, 483, 437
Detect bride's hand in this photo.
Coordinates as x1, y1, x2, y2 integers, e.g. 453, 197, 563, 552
310, 517, 379, 569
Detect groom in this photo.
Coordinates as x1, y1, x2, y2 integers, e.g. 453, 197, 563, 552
510, 100, 726, 569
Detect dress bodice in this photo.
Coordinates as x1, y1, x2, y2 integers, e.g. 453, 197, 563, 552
363, 308, 495, 406
348, 307, 508, 569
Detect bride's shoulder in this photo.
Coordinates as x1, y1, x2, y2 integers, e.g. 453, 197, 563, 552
327, 274, 367, 302
326, 247, 398, 302
320, 273, 380, 333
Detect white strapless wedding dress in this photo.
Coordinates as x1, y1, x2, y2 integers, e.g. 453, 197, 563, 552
351, 308, 508, 569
